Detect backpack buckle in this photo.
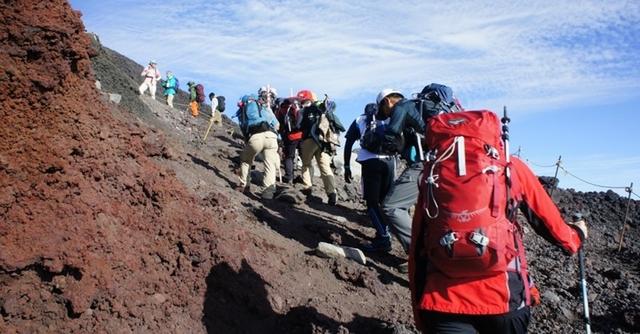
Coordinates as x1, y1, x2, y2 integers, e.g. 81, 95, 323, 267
439, 232, 459, 247
469, 232, 490, 247
426, 149, 437, 162
484, 145, 499, 159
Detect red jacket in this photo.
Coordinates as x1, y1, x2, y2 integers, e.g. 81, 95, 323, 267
409, 157, 582, 328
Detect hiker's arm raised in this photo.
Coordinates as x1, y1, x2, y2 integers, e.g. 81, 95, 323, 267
513, 157, 583, 254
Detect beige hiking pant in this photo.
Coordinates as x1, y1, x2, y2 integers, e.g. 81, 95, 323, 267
300, 138, 335, 195
238, 131, 279, 189
212, 109, 222, 126
166, 94, 174, 108
139, 78, 157, 99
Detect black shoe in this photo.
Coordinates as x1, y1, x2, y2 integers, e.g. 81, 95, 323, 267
361, 236, 392, 253
301, 188, 312, 196
328, 193, 337, 206
235, 185, 250, 194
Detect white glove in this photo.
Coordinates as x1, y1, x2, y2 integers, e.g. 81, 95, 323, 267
569, 220, 588, 240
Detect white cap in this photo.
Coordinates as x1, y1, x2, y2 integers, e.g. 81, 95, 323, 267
376, 88, 404, 104
149, 60, 157, 65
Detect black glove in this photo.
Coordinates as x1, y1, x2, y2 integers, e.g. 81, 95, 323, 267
344, 166, 352, 183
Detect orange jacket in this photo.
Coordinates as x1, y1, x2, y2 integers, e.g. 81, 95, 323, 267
409, 157, 582, 330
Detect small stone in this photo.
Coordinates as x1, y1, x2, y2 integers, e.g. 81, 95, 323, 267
150, 293, 167, 305
542, 291, 561, 303
161, 146, 176, 160
95, 80, 101, 90
316, 242, 366, 265
560, 306, 576, 320
108, 93, 122, 104
270, 294, 284, 312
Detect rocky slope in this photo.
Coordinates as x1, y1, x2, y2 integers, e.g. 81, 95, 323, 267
1, 1, 638, 333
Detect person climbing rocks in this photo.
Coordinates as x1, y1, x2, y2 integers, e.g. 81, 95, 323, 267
359, 87, 419, 254
162, 71, 177, 108
378, 84, 461, 273
209, 92, 222, 127
343, 100, 397, 253
139, 60, 161, 99
409, 108, 588, 334
274, 96, 303, 184
187, 81, 205, 117
296, 90, 345, 206
235, 94, 280, 199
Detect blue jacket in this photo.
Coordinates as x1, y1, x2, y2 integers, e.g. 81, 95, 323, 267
163, 76, 177, 96
382, 98, 425, 162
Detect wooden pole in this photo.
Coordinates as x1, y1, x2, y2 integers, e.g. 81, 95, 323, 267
617, 182, 634, 252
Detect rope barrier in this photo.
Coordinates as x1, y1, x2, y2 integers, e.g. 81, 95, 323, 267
557, 165, 628, 190
632, 191, 640, 200
525, 159, 557, 168
523, 153, 633, 191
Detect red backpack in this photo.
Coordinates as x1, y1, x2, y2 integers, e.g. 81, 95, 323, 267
417, 110, 524, 279
275, 98, 303, 141
195, 84, 205, 103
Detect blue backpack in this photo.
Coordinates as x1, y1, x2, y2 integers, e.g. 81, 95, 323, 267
173, 77, 179, 91
238, 94, 273, 136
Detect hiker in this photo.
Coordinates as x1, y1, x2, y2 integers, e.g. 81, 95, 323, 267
187, 82, 205, 117
376, 84, 461, 257
209, 92, 223, 127
258, 86, 278, 111
274, 97, 303, 184
296, 90, 345, 205
344, 101, 396, 252
139, 60, 161, 99
409, 110, 588, 334
162, 71, 177, 108
235, 94, 280, 199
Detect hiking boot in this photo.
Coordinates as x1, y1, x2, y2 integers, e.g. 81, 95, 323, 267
328, 192, 337, 206
361, 236, 392, 253
235, 185, 250, 194
397, 261, 409, 274
261, 185, 276, 200
301, 188, 313, 196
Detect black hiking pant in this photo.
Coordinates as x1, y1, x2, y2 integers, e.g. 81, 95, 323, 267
361, 157, 395, 238
420, 307, 530, 334
282, 139, 300, 183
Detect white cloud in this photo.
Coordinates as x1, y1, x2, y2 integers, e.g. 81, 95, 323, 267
81, 0, 640, 113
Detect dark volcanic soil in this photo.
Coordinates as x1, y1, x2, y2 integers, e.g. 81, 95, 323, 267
1, 1, 639, 333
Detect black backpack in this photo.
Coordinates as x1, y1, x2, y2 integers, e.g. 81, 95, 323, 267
216, 96, 226, 112
359, 103, 388, 154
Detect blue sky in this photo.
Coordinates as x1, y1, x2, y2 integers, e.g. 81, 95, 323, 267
70, 0, 640, 196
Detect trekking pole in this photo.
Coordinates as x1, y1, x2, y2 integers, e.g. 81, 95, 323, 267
617, 182, 634, 252
573, 213, 591, 334
415, 132, 425, 162
549, 155, 562, 197
501, 106, 511, 182
202, 117, 215, 143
